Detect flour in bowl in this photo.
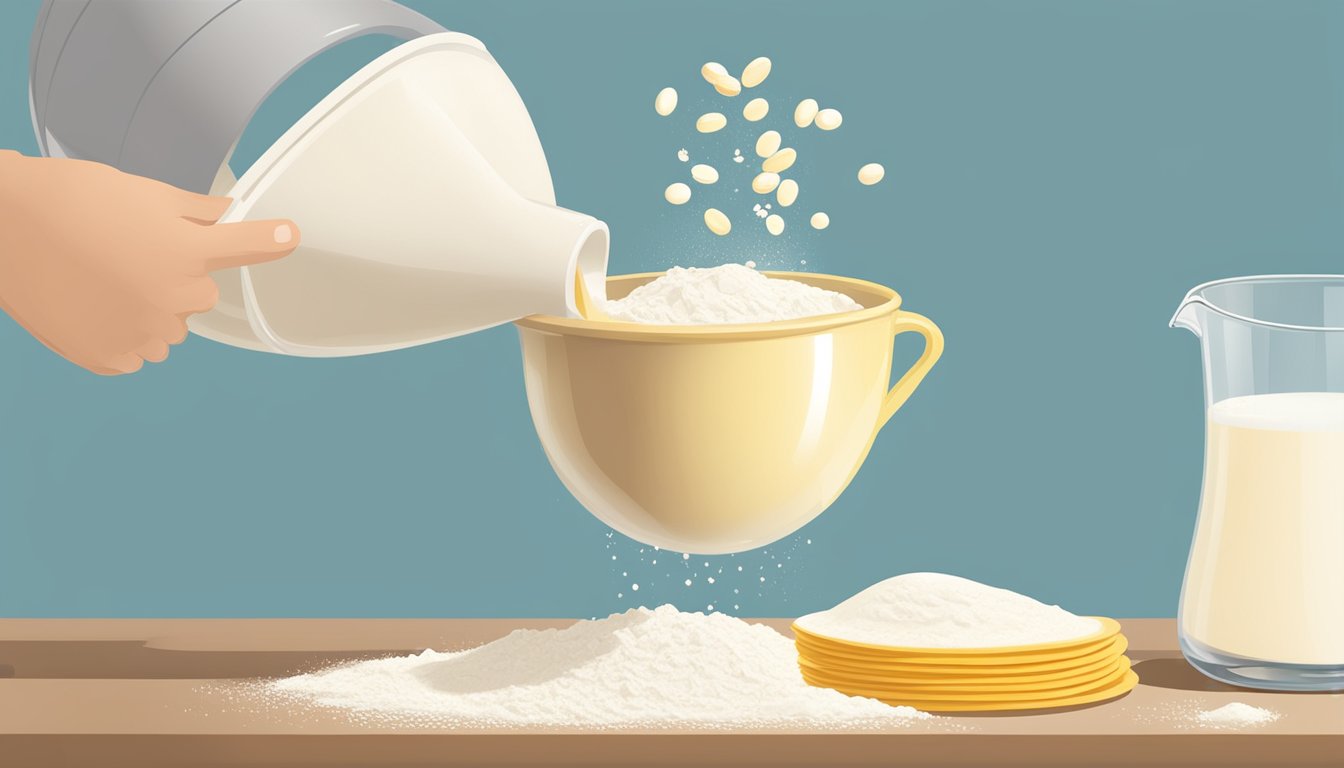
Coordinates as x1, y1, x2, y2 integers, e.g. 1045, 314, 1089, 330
796, 573, 1101, 649
263, 605, 929, 729
604, 264, 862, 324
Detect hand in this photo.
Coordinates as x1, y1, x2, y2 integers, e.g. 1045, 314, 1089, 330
0, 150, 299, 375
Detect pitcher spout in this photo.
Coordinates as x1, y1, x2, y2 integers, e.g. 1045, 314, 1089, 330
1170, 295, 1208, 337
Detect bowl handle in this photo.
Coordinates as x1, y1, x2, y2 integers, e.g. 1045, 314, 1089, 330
879, 311, 944, 427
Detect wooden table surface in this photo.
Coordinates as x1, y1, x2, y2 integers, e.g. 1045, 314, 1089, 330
1, 618, 1340, 767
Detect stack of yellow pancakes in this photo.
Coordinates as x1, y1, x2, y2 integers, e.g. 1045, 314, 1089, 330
792, 615, 1137, 712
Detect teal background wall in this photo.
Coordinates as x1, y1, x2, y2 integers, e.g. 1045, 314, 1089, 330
2, 0, 1342, 618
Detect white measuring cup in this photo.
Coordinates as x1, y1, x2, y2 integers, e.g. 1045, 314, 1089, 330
215, 33, 609, 356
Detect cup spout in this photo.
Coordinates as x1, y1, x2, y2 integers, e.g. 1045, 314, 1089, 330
1170, 296, 1207, 337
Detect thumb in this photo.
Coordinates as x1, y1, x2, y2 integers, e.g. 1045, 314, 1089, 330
193, 219, 299, 271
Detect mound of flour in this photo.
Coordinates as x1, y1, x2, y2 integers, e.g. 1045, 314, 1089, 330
1197, 702, 1279, 728
604, 264, 862, 324
265, 605, 928, 729
796, 573, 1101, 648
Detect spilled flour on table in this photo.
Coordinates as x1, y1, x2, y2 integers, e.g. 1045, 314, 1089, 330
256, 605, 930, 730
1135, 700, 1281, 731
1196, 702, 1279, 729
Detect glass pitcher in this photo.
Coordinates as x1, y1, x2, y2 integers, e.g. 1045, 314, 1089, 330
1171, 275, 1344, 691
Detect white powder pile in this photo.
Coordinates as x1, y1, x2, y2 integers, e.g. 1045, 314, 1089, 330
1196, 702, 1279, 729
604, 264, 862, 324
264, 605, 929, 729
796, 573, 1101, 649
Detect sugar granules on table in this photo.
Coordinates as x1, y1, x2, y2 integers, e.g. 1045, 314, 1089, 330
1196, 702, 1279, 728
261, 605, 930, 729
796, 572, 1101, 648
603, 264, 861, 325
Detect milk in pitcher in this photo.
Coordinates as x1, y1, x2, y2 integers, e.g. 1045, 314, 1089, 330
1180, 392, 1344, 666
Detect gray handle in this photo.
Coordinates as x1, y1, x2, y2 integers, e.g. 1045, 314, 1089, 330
31, 0, 445, 192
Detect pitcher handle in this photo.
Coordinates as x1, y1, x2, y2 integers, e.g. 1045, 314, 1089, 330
879, 310, 944, 427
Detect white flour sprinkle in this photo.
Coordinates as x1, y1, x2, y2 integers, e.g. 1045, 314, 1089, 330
604, 264, 861, 325
1137, 701, 1283, 731
796, 573, 1101, 648
263, 606, 928, 729
1197, 702, 1279, 728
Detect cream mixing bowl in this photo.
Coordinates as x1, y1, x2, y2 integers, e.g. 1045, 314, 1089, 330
515, 272, 943, 554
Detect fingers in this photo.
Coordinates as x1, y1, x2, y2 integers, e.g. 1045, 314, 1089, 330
192, 219, 299, 272
65, 279, 201, 376
103, 353, 144, 375
124, 314, 186, 371
176, 191, 234, 224
47, 313, 186, 375
137, 339, 170, 363
148, 312, 190, 345
107, 318, 185, 374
